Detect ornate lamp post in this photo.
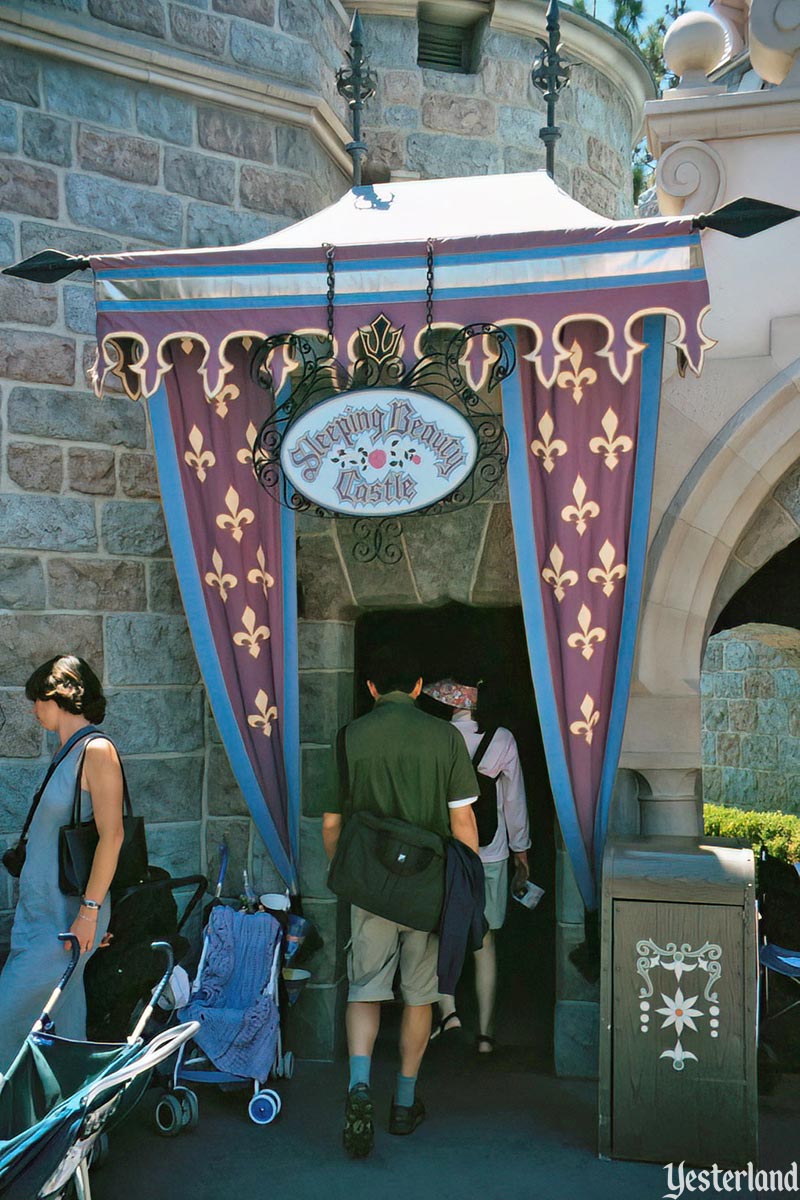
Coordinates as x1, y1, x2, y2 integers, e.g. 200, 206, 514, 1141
530, 0, 572, 180
336, 10, 377, 188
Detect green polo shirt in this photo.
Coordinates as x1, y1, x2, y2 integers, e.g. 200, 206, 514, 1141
332, 692, 479, 841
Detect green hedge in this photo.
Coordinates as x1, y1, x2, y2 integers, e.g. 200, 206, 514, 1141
704, 804, 800, 864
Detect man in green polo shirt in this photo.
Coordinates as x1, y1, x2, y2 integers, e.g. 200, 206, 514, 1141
323, 651, 479, 1159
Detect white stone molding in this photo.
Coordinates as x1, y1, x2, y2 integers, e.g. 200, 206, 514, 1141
635, 767, 703, 836
0, 8, 354, 176
663, 9, 738, 92
645, 84, 800, 161
750, 0, 800, 87
711, 0, 749, 44
656, 140, 726, 217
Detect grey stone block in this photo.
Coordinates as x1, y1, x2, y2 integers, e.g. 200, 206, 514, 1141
0, 104, 17, 153
103, 686, 205, 753
774, 462, 800, 524
124, 755, 203, 823
298, 622, 354, 670
743, 670, 775, 699
0, 614, 103, 686
64, 285, 96, 335
213, 0, 275, 24
296, 535, 353, 621
406, 131, 501, 177
102, 501, 168, 556
135, 90, 194, 146
240, 165, 321, 220
186, 203, 279, 249
66, 175, 183, 245
299, 814, 333, 899
0, 332, 74, 385
556, 922, 600, 1003
7, 442, 63, 492
702, 638, 724, 672
21, 112, 71, 166
383, 104, 417, 129
0, 690, 43, 758
361, 14, 417, 68
106, 614, 200, 685
119, 453, 159, 499
553, 1000, 599, 1079
472, 503, 520, 605
556, 847, 585, 926
724, 639, 755, 670
299, 671, 353, 745
278, 0, 326, 37
68, 447, 116, 495
0, 495, 96, 552
89, 0, 167, 35
0, 276, 58, 327
699, 671, 715, 697
147, 822, 202, 876
0, 760, 49, 835
284, 981, 341, 1060
8, 388, 146, 447
229, 22, 316, 86
778, 736, 800, 770
702, 698, 728, 729
301, 745, 337, 817
197, 105, 275, 164
164, 148, 235, 204
170, 4, 228, 56
47, 558, 147, 612
20, 222, 122, 259
336, 531, 418, 608
721, 766, 756, 807
0, 555, 46, 610
0, 160, 59, 220
788, 701, 800, 738
572, 165, 619, 220
0, 218, 14, 267
403, 506, 489, 603
77, 127, 160, 185
715, 670, 745, 698
774, 668, 800, 698
0, 50, 40, 108
756, 698, 788, 734
148, 561, 183, 613
43, 63, 134, 128
716, 731, 741, 767
251, 834, 286, 895
701, 728, 716, 766
206, 817, 251, 895
702, 765, 723, 805
207, 743, 249, 816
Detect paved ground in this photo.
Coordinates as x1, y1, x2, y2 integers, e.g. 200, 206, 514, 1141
92, 1036, 800, 1200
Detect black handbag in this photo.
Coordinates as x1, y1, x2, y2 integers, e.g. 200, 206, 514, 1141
327, 809, 446, 933
471, 727, 499, 848
3, 727, 98, 879
58, 742, 148, 897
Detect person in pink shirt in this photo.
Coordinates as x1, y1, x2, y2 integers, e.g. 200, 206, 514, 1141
423, 679, 531, 1054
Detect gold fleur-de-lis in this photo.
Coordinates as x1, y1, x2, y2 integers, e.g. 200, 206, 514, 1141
247, 688, 278, 737
180, 337, 193, 355
207, 382, 240, 419
247, 545, 275, 597
232, 605, 270, 658
569, 694, 600, 745
561, 475, 600, 536
184, 425, 216, 482
541, 544, 578, 603
566, 604, 607, 661
589, 407, 634, 470
237, 422, 259, 467
588, 539, 628, 597
556, 339, 597, 404
530, 411, 568, 474
204, 548, 238, 602
216, 485, 255, 543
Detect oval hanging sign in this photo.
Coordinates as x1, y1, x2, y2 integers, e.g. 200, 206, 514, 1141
280, 387, 479, 517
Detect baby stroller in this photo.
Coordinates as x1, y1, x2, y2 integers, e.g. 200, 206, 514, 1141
156, 904, 293, 1132
0, 934, 198, 1200
758, 846, 800, 1077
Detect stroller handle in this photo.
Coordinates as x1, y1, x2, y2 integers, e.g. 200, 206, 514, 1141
34, 934, 80, 1032
127, 941, 174, 1043
84, 1021, 200, 1109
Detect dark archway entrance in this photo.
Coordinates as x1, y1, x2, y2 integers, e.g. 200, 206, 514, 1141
354, 601, 556, 1069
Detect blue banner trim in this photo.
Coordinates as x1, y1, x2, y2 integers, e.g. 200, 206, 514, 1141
280, 454, 301, 876
504, 334, 595, 909
148, 384, 297, 889
592, 315, 666, 872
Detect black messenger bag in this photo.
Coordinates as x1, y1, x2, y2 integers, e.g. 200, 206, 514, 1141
327, 809, 446, 933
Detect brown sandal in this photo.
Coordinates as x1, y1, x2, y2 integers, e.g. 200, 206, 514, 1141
475, 1034, 495, 1054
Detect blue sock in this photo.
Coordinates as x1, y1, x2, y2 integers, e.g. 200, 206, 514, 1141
395, 1073, 416, 1107
349, 1055, 371, 1090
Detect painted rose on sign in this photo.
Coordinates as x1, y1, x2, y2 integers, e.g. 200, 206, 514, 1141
280, 387, 478, 516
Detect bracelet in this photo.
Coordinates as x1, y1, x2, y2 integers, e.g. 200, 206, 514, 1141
81, 896, 101, 910
77, 912, 97, 923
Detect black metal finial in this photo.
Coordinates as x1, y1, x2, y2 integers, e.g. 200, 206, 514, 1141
336, 9, 377, 189
2, 248, 91, 283
530, 0, 572, 180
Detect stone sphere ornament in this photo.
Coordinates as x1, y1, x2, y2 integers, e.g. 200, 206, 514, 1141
663, 10, 734, 89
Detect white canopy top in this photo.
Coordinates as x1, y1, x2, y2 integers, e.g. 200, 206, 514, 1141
253, 170, 614, 248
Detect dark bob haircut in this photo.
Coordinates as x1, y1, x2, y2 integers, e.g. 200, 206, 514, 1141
25, 655, 106, 724
366, 646, 422, 696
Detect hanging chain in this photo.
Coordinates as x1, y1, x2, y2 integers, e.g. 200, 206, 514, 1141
425, 238, 435, 333
324, 243, 336, 355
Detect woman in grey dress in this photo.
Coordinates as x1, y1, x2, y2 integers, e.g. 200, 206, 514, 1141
0, 655, 125, 1071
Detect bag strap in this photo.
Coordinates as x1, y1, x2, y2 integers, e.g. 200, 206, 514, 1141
18, 726, 99, 844
471, 727, 496, 771
70, 735, 132, 828
335, 725, 350, 821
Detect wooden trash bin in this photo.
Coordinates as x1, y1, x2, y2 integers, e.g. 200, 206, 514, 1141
598, 836, 758, 1166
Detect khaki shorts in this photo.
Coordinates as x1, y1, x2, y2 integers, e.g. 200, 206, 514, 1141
347, 905, 440, 1006
483, 858, 509, 931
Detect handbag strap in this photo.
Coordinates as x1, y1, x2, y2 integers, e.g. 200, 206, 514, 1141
18, 726, 100, 844
471, 727, 496, 771
335, 725, 351, 820
70, 736, 132, 828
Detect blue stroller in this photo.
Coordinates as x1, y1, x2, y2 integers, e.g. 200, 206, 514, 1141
0, 934, 198, 1200
157, 905, 290, 1131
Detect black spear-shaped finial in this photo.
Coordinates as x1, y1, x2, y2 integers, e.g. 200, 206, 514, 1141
530, 0, 572, 180
2, 248, 91, 283
336, 9, 377, 189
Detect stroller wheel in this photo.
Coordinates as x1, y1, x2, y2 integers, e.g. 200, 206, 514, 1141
248, 1088, 281, 1125
154, 1091, 185, 1137
174, 1086, 199, 1129
281, 1051, 295, 1080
